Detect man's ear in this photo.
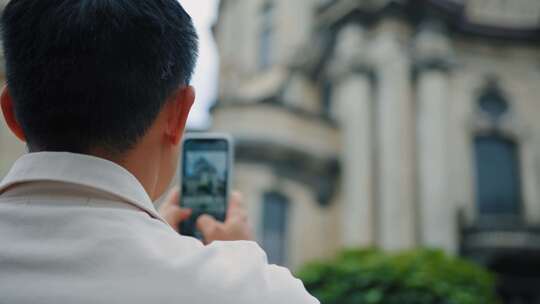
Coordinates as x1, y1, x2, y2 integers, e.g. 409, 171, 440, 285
166, 85, 195, 145
1, 86, 26, 142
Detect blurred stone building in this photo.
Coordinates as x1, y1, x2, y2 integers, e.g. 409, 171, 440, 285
0, 86, 25, 176
0, 0, 25, 178
212, 0, 540, 301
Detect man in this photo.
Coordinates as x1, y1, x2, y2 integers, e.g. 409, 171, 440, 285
0, 0, 318, 303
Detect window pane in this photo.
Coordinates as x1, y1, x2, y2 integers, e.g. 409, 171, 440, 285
474, 135, 521, 215
260, 28, 272, 69
322, 80, 333, 116
261, 192, 289, 265
259, 2, 274, 70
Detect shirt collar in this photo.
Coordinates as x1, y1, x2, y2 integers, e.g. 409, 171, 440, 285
0, 152, 165, 223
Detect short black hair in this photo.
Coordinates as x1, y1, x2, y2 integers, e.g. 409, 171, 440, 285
1, 0, 198, 154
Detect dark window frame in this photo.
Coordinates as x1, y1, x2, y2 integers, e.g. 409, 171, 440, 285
259, 1, 274, 70
321, 79, 333, 117
261, 191, 289, 265
473, 85, 523, 221
474, 133, 523, 218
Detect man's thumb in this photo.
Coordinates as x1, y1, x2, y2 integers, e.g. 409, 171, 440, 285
178, 208, 192, 222
196, 215, 220, 241
165, 206, 191, 231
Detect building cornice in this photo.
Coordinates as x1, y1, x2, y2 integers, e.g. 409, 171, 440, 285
412, 21, 455, 75
429, 0, 540, 43
235, 139, 341, 207
211, 99, 339, 128
412, 57, 453, 76
327, 60, 376, 87
317, 0, 540, 44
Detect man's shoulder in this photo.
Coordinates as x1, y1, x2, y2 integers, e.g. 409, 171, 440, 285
0, 195, 317, 303
127, 227, 318, 304
163, 240, 318, 303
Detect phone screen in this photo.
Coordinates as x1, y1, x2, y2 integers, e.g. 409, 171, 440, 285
180, 138, 229, 237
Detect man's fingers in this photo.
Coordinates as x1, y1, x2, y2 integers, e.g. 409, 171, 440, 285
230, 191, 243, 205
227, 191, 243, 218
158, 187, 191, 230
162, 206, 191, 232
227, 191, 249, 223
196, 214, 217, 232
178, 208, 192, 221
197, 214, 224, 243
193, 191, 253, 243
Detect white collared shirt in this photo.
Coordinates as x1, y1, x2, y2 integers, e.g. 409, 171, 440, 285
0, 152, 318, 304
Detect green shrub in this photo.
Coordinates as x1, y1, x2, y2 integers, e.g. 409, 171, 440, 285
297, 249, 499, 304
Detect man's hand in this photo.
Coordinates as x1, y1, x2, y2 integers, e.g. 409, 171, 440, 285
197, 191, 253, 244
158, 187, 191, 232
159, 188, 253, 243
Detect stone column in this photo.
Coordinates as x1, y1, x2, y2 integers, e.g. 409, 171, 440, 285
330, 25, 374, 248
334, 74, 374, 247
415, 23, 456, 253
371, 23, 416, 250
417, 70, 454, 252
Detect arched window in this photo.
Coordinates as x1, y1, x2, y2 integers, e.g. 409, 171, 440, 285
474, 85, 522, 217
261, 192, 289, 265
478, 87, 508, 120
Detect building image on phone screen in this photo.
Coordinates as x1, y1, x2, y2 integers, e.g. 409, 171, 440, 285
183, 151, 227, 221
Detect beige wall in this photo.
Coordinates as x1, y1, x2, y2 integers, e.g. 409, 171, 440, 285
233, 163, 339, 270
217, 0, 318, 113
0, 113, 26, 178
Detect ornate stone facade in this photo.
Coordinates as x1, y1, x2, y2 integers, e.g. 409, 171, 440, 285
213, 0, 540, 301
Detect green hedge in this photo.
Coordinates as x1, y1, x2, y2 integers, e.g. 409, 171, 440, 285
297, 249, 499, 304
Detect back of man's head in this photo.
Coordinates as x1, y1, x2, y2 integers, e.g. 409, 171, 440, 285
1, 0, 198, 154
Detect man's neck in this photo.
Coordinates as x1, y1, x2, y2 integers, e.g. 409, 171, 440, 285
89, 147, 162, 201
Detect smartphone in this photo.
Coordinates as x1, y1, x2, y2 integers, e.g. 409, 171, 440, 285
179, 133, 233, 238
